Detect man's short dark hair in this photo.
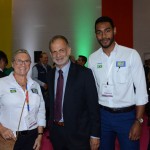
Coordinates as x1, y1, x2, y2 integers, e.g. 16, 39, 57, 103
79, 55, 87, 64
95, 16, 115, 31
0, 50, 8, 65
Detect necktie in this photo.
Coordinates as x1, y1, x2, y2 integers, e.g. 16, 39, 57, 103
54, 69, 64, 121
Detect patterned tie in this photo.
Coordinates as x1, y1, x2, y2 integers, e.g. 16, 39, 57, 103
54, 69, 64, 121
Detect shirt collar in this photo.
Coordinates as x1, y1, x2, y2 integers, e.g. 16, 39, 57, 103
56, 60, 71, 74
101, 42, 118, 56
9, 71, 34, 87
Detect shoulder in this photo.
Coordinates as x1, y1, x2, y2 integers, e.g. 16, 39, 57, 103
89, 48, 101, 60
70, 63, 92, 75
0, 74, 14, 88
118, 45, 139, 55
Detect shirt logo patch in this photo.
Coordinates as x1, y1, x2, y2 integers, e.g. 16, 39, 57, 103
116, 61, 126, 67
31, 88, 38, 94
97, 63, 102, 68
10, 88, 16, 93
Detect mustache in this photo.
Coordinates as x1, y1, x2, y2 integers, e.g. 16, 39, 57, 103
100, 38, 110, 42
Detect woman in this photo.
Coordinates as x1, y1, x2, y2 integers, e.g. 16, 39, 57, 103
0, 49, 46, 150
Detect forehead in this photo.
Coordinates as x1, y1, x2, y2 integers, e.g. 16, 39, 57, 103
15, 53, 30, 60
42, 54, 48, 58
96, 22, 112, 30
51, 39, 67, 50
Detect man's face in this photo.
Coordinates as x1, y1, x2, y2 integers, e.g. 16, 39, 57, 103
41, 54, 48, 65
50, 39, 71, 69
95, 22, 116, 49
77, 57, 84, 66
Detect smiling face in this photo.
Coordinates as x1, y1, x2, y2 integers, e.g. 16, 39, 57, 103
12, 53, 31, 77
50, 38, 71, 69
95, 22, 116, 51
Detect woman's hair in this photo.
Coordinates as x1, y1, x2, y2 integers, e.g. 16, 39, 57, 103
12, 49, 31, 62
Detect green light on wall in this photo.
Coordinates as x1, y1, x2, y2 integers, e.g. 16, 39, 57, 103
70, 0, 101, 59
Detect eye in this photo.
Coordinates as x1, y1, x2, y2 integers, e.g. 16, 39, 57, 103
25, 60, 31, 64
59, 49, 65, 53
95, 30, 102, 35
105, 29, 111, 33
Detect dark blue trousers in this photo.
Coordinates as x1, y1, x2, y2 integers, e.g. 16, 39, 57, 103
99, 108, 139, 150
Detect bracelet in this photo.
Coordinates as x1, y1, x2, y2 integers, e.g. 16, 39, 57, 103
38, 133, 43, 135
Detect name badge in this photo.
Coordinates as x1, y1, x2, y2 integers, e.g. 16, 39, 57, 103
116, 61, 126, 67
97, 63, 102, 68
10, 88, 16, 93
102, 84, 114, 97
25, 109, 37, 129
31, 88, 38, 94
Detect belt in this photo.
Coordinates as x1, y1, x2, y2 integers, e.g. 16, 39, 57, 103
100, 105, 135, 113
54, 121, 64, 127
16, 128, 37, 136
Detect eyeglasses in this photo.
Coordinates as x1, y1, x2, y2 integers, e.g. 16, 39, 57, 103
15, 59, 31, 65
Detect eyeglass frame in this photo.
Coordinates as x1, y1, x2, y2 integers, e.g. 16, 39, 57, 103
14, 59, 31, 65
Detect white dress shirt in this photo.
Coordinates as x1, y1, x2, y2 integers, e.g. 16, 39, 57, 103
0, 72, 46, 132
88, 43, 148, 108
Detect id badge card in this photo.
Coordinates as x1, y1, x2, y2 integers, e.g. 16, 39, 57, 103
102, 84, 114, 97
25, 108, 37, 129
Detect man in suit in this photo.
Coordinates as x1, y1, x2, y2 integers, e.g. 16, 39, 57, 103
0, 50, 8, 78
47, 35, 100, 150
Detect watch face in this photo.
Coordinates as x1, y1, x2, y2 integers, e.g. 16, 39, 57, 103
138, 118, 144, 123
140, 118, 144, 123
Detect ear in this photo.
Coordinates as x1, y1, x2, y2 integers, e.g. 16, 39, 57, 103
49, 51, 52, 58
67, 47, 71, 56
114, 27, 116, 35
11, 62, 14, 68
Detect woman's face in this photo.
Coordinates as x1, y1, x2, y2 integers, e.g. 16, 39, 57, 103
12, 53, 31, 77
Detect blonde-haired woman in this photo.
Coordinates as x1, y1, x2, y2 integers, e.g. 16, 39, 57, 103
0, 49, 46, 150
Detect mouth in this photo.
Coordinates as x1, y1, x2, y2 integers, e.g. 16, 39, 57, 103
101, 38, 110, 44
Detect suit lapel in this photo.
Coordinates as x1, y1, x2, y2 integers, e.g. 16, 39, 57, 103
50, 68, 56, 103
64, 63, 76, 102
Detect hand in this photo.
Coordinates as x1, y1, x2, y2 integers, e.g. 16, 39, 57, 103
129, 121, 142, 140
33, 135, 43, 150
0, 126, 16, 141
43, 84, 48, 90
90, 137, 100, 150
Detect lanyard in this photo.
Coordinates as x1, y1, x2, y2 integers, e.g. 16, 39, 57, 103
25, 85, 30, 112
106, 61, 114, 85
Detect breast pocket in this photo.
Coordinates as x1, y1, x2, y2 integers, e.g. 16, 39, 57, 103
29, 93, 41, 108
116, 67, 130, 83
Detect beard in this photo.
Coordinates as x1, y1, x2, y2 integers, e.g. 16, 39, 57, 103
98, 36, 115, 49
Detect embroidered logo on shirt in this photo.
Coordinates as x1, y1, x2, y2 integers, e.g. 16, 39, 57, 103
10, 88, 16, 93
116, 61, 126, 67
97, 63, 102, 68
31, 88, 38, 94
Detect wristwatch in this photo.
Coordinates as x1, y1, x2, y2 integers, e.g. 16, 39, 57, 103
136, 118, 144, 124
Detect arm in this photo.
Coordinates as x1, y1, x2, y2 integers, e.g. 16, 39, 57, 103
33, 126, 44, 150
0, 123, 16, 140
32, 66, 46, 87
85, 69, 100, 149
129, 50, 148, 140
33, 85, 46, 150
129, 105, 145, 140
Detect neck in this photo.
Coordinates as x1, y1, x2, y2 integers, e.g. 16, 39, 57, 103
14, 73, 27, 87
103, 42, 116, 56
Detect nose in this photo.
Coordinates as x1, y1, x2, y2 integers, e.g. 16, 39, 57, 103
101, 32, 107, 38
55, 51, 61, 57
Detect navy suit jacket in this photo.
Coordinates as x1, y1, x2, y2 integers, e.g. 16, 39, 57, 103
47, 62, 100, 140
